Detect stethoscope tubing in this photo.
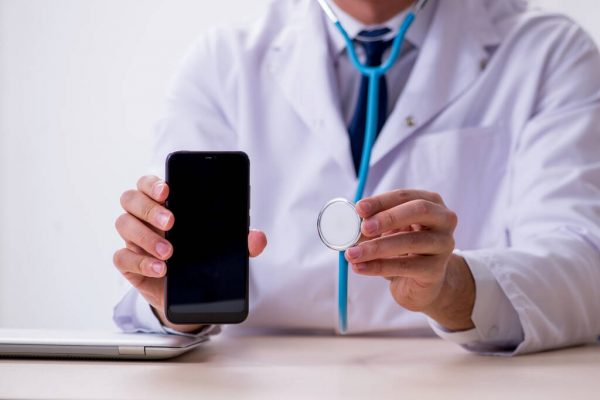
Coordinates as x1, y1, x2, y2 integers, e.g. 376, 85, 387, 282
334, 13, 415, 77
332, 9, 417, 334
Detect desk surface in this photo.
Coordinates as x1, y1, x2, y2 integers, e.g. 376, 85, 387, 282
0, 334, 598, 399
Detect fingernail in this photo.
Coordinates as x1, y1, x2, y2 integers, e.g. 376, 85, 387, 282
156, 242, 170, 258
354, 263, 367, 272
157, 212, 170, 228
151, 262, 165, 275
153, 182, 165, 198
363, 219, 379, 234
346, 246, 362, 259
358, 201, 372, 214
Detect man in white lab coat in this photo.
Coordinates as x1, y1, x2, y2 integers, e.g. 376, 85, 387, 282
112, 0, 600, 355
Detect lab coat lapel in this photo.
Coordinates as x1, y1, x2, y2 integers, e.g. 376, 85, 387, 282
268, 2, 356, 180
371, 0, 501, 164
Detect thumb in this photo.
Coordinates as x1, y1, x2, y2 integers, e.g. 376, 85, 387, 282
248, 229, 268, 257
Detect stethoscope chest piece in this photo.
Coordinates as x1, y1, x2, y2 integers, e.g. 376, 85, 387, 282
317, 198, 362, 251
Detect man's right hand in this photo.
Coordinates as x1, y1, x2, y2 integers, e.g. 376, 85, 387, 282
113, 175, 267, 333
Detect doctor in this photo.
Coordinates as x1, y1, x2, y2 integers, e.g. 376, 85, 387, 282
113, 0, 600, 355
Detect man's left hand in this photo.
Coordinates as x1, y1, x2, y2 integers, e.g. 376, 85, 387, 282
345, 189, 475, 331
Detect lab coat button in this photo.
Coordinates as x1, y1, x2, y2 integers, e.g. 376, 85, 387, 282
405, 115, 416, 127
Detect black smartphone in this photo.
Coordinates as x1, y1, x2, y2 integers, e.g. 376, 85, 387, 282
164, 151, 250, 324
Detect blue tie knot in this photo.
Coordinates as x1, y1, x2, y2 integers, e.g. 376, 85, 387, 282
356, 28, 393, 67
357, 27, 391, 39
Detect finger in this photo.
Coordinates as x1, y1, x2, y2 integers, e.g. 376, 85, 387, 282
355, 226, 424, 246
113, 248, 166, 278
361, 200, 457, 238
356, 189, 445, 219
248, 229, 268, 258
115, 213, 173, 260
345, 231, 454, 263
351, 255, 446, 279
137, 175, 169, 203
125, 241, 145, 255
120, 189, 174, 231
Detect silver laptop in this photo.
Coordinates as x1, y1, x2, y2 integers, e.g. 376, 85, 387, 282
0, 329, 208, 360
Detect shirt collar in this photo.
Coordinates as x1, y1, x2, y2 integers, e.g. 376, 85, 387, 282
324, 0, 436, 58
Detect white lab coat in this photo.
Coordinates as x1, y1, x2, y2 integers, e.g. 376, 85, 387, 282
115, 0, 600, 354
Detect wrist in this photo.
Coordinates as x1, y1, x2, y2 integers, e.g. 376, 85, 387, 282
424, 254, 475, 331
151, 306, 205, 334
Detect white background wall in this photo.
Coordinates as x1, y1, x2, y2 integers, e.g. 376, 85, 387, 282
0, 0, 598, 330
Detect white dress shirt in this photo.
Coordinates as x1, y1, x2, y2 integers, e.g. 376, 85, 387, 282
114, 0, 600, 355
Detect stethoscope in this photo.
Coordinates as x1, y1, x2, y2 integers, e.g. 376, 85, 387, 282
316, 0, 429, 333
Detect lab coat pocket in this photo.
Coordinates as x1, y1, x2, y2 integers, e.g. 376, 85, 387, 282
403, 125, 511, 247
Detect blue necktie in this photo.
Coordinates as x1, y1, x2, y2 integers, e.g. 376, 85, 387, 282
347, 28, 392, 175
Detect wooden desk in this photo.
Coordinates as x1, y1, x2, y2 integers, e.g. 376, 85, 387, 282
0, 335, 598, 399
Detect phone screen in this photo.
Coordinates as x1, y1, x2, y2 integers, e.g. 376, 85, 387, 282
165, 151, 249, 324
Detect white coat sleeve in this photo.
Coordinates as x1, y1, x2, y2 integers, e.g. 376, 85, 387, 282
428, 251, 524, 354
435, 22, 600, 355
113, 30, 238, 334
113, 288, 170, 334
113, 288, 221, 337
